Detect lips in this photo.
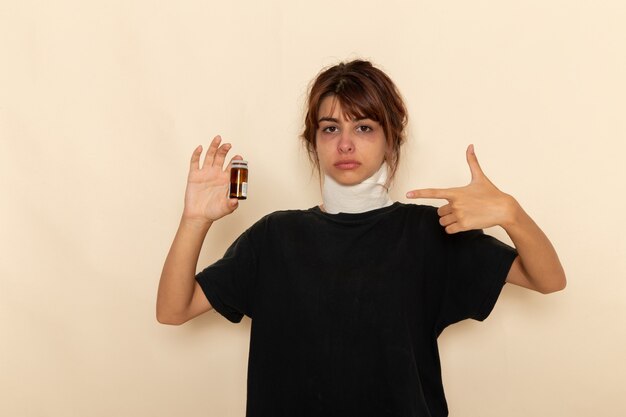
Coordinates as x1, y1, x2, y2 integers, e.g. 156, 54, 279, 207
334, 160, 361, 170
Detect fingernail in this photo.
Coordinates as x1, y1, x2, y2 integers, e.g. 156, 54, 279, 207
406, 192, 413, 198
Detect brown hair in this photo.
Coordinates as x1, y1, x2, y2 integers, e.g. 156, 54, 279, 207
301, 60, 408, 181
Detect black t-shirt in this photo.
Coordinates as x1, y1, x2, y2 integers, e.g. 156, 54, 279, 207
196, 202, 518, 417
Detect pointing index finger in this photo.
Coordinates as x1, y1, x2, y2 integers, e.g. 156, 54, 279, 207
406, 188, 454, 200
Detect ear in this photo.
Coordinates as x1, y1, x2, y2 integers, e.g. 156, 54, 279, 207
382, 147, 395, 188
384, 138, 393, 163
385, 139, 398, 168
309, 136, 318, 160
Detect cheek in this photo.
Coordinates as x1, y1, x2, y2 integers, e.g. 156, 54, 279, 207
373, 137, 389, 160
313, 146, 329, 169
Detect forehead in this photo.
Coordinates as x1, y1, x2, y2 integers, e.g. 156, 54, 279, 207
318, 95, 370, 121
318, 96, 343, 118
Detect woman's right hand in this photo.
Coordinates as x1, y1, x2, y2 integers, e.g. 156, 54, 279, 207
182, 135, 242, 224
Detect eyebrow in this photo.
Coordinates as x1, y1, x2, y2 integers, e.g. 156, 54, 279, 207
318, 116, 369, 123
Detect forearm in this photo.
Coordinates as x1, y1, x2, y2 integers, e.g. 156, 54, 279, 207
502, 198, 566, 293
156, 216, 213, 323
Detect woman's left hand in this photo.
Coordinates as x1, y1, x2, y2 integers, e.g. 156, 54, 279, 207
406, 145, 519, 234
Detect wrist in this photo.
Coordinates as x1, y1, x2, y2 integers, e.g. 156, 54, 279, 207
180, 215, 213, 232
500, 194, 525, 230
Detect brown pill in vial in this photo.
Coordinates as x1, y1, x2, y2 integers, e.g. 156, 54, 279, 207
229, 160, 248, 199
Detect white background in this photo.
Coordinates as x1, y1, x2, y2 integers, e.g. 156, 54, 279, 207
1, 1, 625, 416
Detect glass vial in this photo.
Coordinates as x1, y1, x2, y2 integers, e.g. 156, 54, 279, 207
229, 160, 248, 199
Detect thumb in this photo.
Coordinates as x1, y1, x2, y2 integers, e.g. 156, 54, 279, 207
466, 144, 485, 181
226, 198, 239, 213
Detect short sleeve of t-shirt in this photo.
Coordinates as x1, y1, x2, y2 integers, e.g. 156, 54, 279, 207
195, 230, 258, 323
437, 227, 518, 331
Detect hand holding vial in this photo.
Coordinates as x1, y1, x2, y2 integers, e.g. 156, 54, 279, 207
183, 135, 244, 225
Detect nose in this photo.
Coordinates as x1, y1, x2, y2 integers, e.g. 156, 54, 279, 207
338, 132, 354, 154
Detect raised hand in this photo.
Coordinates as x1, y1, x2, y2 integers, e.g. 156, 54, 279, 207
183, 135, 242, 223
406, 145, 518, 234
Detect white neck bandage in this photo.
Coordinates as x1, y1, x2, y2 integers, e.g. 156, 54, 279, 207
321, 162, 394, 214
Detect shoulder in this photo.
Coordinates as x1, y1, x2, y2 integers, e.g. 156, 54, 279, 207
391, 202, 442, 226
396, 203, 484, 238
245, 203, 442, 235
242, 207, 318, 238
250, 207, 316, 228
394, 202, 437, 216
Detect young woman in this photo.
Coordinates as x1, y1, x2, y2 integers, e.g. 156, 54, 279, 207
156, 60, 566, 417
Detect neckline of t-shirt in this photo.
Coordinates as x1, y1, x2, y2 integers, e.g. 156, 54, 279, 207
308, 201, 402, 222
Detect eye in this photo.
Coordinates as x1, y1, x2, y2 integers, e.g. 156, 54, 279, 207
356, 125, 373, 133
322, 126, 338, 133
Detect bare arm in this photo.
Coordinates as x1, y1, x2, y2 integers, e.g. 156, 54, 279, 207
156, 136, 242, 325
156, 218, 214, 325
406, 145, 566, 294
500, 202, 566, 293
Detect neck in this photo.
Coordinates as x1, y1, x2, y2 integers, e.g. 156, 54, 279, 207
321, 162, 394, 214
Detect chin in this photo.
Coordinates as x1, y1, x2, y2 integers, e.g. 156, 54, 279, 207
328, 173, 365, 186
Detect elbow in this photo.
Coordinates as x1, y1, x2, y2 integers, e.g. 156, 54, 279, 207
538, 274, 567, 294
156, 309, 187, 326
156, 316, 182, 326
